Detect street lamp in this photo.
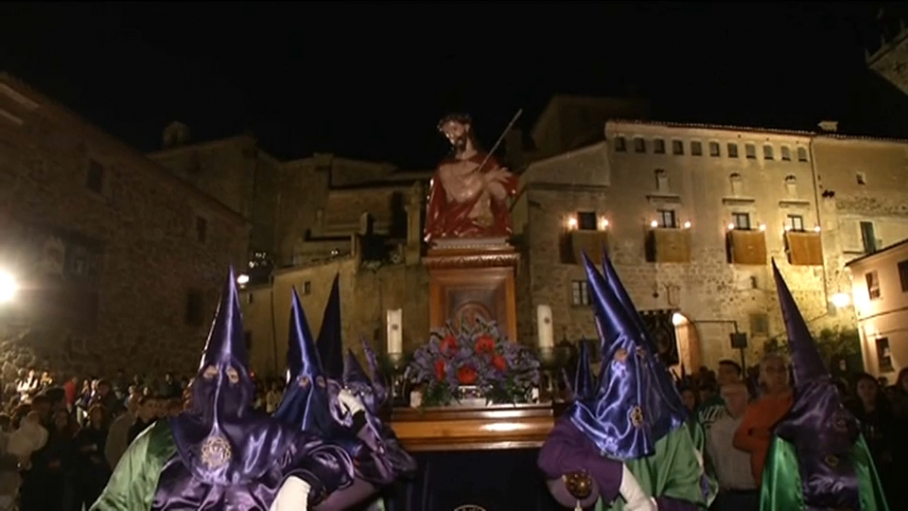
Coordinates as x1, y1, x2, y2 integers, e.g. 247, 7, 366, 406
0, 271, 18, 304
830, 293, 851, 309
236, 274, 250, 286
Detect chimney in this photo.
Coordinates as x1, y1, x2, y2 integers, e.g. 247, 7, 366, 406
163, 121, 191, 149
818, 120, 839, 133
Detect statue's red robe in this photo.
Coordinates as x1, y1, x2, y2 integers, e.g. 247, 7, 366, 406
424, 152, 519, 243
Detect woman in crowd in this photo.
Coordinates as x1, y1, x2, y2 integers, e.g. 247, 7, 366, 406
74, 404, 111, 509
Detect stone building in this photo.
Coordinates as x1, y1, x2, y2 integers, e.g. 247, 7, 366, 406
514, 118, 908, 373
0, 74, 249, 380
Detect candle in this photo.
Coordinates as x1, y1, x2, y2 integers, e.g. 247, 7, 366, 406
537, 304, 554, 349
387, 308, 403, 354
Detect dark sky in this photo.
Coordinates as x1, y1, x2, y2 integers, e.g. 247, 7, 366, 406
0, 2, 898, 169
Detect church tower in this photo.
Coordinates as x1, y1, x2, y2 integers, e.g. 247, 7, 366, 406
867, 7, 908, 96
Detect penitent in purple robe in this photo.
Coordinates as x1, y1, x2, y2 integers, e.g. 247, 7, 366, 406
153, 269, 354, 510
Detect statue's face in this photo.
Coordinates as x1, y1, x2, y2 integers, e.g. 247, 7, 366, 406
441, 120, 470, 151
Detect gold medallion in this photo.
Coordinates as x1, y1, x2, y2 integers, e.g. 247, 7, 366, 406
200, 435, 232, 469
630, 406, 645, 428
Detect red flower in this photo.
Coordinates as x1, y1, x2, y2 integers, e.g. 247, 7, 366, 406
456, 365, 478, 385
475, 334, 496, 354
491, 355, 507, 372
434, 359, 446, 381
440, 335, 459, 355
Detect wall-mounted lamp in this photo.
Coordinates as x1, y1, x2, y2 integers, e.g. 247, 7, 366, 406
783, 225, 792, 232
237, 274, 250, 286
758, 224, 767, 232
727, 223, 735, 230
567, 216, 578, 230
650, 220, 659, 228
599, 218, 610, 230
683, 221, 691, 229
813, 225, 821, 233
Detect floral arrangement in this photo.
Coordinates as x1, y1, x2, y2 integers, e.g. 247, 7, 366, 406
405, 318, 540, 407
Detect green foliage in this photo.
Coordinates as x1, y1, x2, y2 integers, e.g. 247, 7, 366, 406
761, 327, 860, 365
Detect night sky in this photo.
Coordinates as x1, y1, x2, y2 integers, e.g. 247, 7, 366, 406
0, 2, 900, 169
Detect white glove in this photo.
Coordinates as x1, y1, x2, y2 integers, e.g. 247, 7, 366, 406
620, 464, 658, 511
270, 476, 311, 511
338, 388, 365, 415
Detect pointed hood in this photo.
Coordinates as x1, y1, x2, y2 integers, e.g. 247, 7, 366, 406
171, 268, 260, 482
567, 254, 685, 459
772, 261, 861, 509
273, 288, 333, 434
317, 274, 344, 380
572, 340, 595, 401
601, 256, 688, 422
361, 337, 388, 409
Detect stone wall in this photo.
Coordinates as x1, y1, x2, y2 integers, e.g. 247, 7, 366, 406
0, 77, 249, 382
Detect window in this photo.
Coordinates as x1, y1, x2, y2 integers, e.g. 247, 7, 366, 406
783, 175, 797, 197
634, 138, 646, 153
876, 337, 894, 372
797, 147, 808, 162
195, 216, 208, 243
856, 172, 866, 185
745, 144, 756, 159
571, 280, 591, 306
577, 211, 597, 230
614, 137, 626, 152
729, 173, 743, 196
653, 139, 665, 154
708, 142, 720, 157
787, 215, 805, 231
244, 331, 253, 351
86, 159, 104, 193
727, 143, 739, 158
655, 169, 669, 193
763, 145, 774, 160
733, 212, 751, 230
898, 260, 908, 292
866, 271, 881, 300
303, 281, 312, 295
185, 290, 204, 326
749, 313, 769, 336
657, 209, 677, 228
860, 221, 877, 254
671, 140, 684, 155
781, 146, 791, 161
246, 292, 254, 305
690, 141, 702, 156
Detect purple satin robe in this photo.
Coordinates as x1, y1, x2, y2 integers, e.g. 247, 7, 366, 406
539, 417, 624, 503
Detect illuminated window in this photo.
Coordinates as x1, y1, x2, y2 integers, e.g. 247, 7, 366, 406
571, 281, 591, 306
657, 209, 677, 228
733, 212, 751, 230
787, 215, 804, 231
866, 271, 881, 300
577, 211, 597, 231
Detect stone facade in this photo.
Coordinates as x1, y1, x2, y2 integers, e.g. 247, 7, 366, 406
867, 11, 908, 97
0, 75, 249, 381
514, 119, 908, 373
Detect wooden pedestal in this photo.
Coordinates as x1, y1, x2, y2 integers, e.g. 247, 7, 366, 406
390, 404, 555, 451
422, 240, 519, 341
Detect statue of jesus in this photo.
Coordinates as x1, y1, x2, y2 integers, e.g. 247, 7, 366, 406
424, 114, 519, 244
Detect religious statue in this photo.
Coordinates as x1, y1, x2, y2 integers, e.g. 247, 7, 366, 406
424, 114, 519, 244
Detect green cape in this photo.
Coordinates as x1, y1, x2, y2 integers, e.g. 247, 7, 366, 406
760, 435, 889, 511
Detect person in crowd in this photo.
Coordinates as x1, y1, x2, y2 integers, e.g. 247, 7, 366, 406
75, 404, 111, 509
539, 255, 714, 511
126, 395, 159, 445
63, 376, 79, 412
706, 381, 758, 511
104, 393, 138, 470
698, 360, 742, 429
93, 380, 123, 423
91, 270, 355, 510
265, 381, 283, 414
20, 408, 77, 511
732, 351, 793, 487
759, 262, 888, 509
846, 373, 896, 504
0, 417, 22, 511
6, 411, 47, 470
